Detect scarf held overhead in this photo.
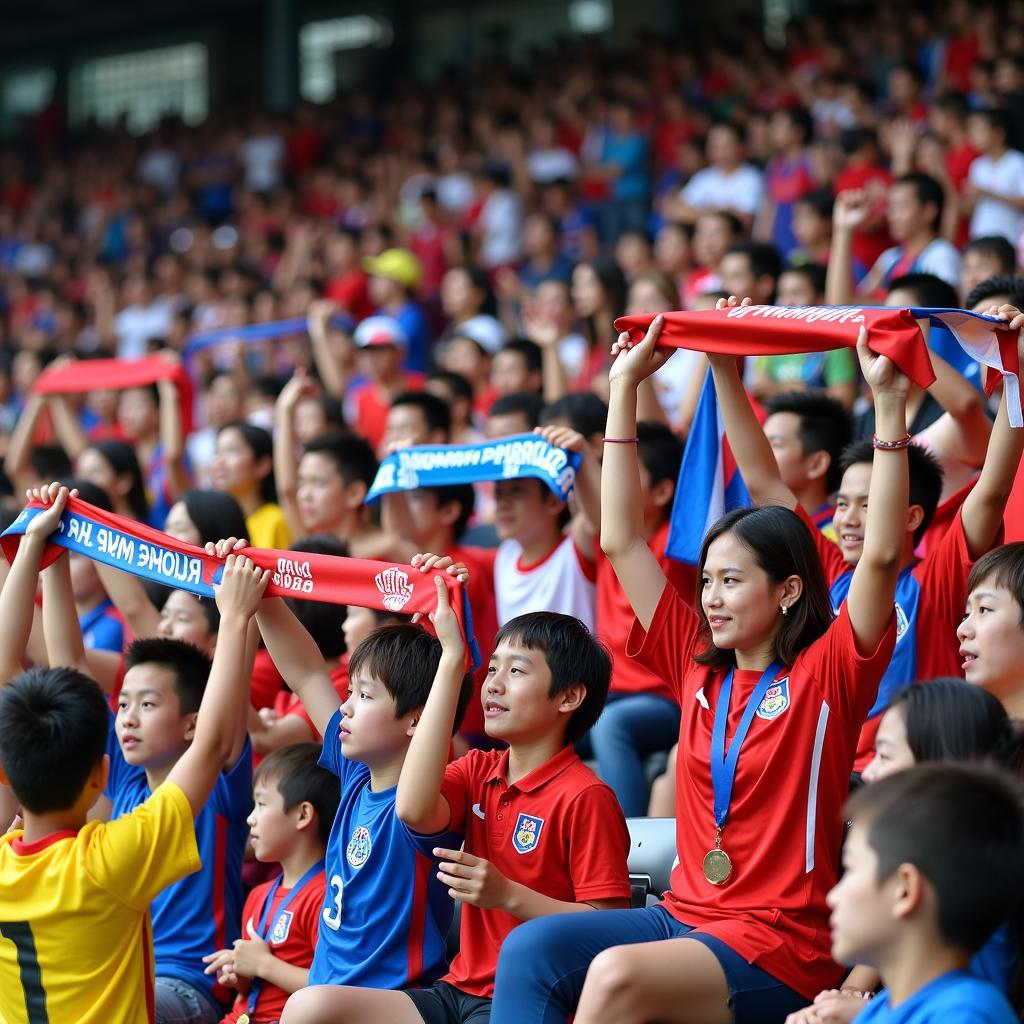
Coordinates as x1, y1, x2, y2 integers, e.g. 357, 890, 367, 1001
614, 305, 1023, 427
1, 496, 479, 669
33, 354, 194, 434
182, 314, 355, 358
366, 433, 582, 504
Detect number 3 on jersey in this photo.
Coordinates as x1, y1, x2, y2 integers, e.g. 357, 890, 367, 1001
1, 920, 48, 1023
322, 874, 343, 931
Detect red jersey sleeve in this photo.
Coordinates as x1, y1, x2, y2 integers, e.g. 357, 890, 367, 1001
439, 750, 478, 834
795, 503, 848, 586
564, 783, 632, 903
624, 583, 702, 703
797, 603, 897, 726
913, 508, 986, 680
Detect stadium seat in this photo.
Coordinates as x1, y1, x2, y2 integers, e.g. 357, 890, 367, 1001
626, 817, 677, 908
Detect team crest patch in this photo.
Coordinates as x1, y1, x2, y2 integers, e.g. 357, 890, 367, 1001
512, 813, 544, 854
346, 825, 372, 868
270, 910, 293, 944
755, 677, 790, 721
894, 603, 909, 641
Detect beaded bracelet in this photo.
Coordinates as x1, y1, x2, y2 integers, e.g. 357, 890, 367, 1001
871, 433, 913, 451
603, 437, 640, 444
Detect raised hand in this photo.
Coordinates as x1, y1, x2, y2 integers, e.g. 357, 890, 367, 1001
535, 423, 586, 454
25, 483, 73, 538
608, 313, 673, 387
855, 325, 909, 401
833, 190, 871, 232
212, 554, 271, 619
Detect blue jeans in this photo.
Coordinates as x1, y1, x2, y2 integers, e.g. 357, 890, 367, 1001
490, 906, 806, 1024
154, 977, 222, 1024
585, 692, 680, 817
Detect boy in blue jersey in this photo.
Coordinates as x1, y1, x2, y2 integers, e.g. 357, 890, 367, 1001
43, 542, 258, 1023
280, 564, 631, 1024
822, 764, 1023, 1024
253, 582, 471, 992
709, 298, 1024, 769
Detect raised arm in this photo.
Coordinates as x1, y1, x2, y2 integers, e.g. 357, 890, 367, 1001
307, 300, 350, 400
42, 549, 91, 677
95, 563, 161, 638
156, 360, 191, 498
254, 597, 340, 738
0, 484, 70, 683
167, 555, 269, 815
46, 393, 90, 463
273, 378, 305, 539
601, 317, 672, 630
536, 424, 601, 546
523, 305, 571, 403
959, 307, 1024, 558
708, 301, 799, 510
826, 191, 870, 306
395, 562, 468, 835
845, 331, 909, 654
3, 393, 47, 494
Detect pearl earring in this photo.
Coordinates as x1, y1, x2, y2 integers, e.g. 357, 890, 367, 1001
781, 604, 788, 616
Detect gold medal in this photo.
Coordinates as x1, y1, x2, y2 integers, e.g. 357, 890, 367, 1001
702, 846, 733, 885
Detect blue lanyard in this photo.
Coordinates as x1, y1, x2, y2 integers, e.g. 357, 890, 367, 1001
247, 860, 324, 1015
710, 661, 783, 829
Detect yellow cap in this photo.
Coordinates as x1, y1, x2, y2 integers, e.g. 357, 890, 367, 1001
362, 248, 423, 289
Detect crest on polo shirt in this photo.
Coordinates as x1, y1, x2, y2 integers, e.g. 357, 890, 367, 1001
270, 911, 294, 944
894, 603, 909, 642
755, 677, 790, 721
512, 813, 544, 854
375, 567, 414, 612
346, 825, 372, 868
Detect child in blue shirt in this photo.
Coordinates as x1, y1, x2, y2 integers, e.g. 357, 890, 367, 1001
823, 764, 1023, 1024
254, 584, 470, 991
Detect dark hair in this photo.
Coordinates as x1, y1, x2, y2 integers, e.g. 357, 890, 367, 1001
934, 91, 970, 121
846, 763, 1024, 954
60, 478, 113, 514
499, 338, 544, 377
162, 588, 220, 635
177, 490, 249, 546
488, 392, 545, 431
428, 369, 473, 404
422, 484, 476, 541
965, 275, 1024, 312
253, 742, 341, 848
971, 106, 1012, 139
637, 421, 683, 521
839, 440, 943, 545
283, 535, 349, 660
540, 392, 609, 439
778, 105, 813, 144
840, 126, 879, 157
493, 612, 612, 744
764, 390, 853, 493
893, 173, 945, 233
576, 255, 628, 347
890, 59, 925, 86
391, 391, 452, 439
888, 678, 1019, 766
780, 262, 827, 296
0, 667, 109, 813
967, 543, 1024, 622
693, 506, 834, 669
723, 242, 783, 286
87, 439, 150, 521
303, 430, 379, 488
218, 420, 277, 504
449, 264, 498, 318
795, 188, 834, 221
348, 623, 471, 732
30, 445, 72, 482
964, 236, 1018, 273
886, 272, 959, 309
123, 636, 213, 716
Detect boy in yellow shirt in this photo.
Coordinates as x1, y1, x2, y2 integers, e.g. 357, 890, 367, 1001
0, 483, 270, 1024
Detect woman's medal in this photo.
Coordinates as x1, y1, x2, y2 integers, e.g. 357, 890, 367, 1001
705, 660, 783, 886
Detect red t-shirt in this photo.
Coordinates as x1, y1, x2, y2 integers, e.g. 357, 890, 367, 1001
437, 746, 631, 997
221, 871, 326, 1023
277, 662, 350, 740
627, 585, 895, 999
352, 373, 425, 452
594, 521, 695, 700
798, 506, 978, 769
250, 649, 285, 711
325, 269, 372, 321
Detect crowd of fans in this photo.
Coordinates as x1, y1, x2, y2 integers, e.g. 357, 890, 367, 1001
5, 0, 1024, 1022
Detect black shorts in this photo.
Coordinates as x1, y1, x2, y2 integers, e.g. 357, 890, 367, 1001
405, 981, 492, 1024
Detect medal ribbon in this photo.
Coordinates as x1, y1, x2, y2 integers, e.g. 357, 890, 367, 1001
0, 496, 479, 670
246, 860, 325, 1015
710, 660, 784, 831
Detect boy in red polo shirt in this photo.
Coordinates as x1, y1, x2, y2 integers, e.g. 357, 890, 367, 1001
281, 566, 631, 1024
